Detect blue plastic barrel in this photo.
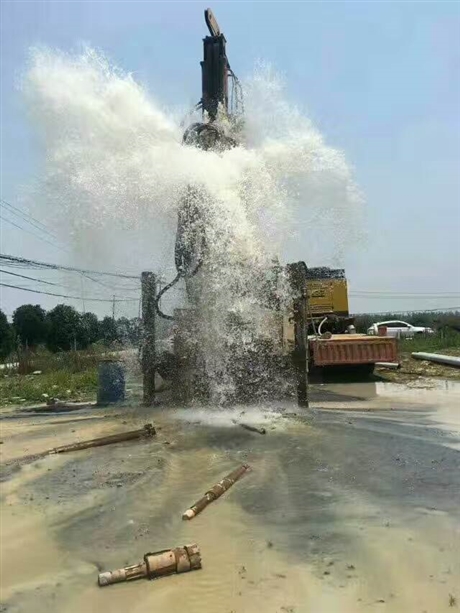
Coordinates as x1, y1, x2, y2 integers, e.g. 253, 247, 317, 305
97, 360, 125, 405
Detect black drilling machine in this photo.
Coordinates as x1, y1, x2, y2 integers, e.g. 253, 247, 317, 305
150, 8, 399, 407
150, 8, 309, 406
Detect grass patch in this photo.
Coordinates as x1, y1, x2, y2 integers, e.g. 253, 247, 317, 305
0, 346, 103, 405
399, 331, 460, 354
378, 331, 460, 383
4, 344, 109, 376
1, 344, 141, 407
0, 368, 98, 405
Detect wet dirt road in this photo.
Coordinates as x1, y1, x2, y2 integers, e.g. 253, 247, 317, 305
1, 379, 459, 613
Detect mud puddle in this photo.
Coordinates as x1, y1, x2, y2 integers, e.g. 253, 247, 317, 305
1, 384, 459, 612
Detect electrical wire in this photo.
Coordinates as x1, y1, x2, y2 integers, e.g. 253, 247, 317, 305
0, 268, 62, 287
0, 282, 139, 302
0, 253, 139, 280
1, 198, 61, 241
351, 292, 460, 297
0, 214, 67, 252
352, 306, 460, 315
1, 199, 141, 292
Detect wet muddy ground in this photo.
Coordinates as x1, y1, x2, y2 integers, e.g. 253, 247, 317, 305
1, 379, 459, 613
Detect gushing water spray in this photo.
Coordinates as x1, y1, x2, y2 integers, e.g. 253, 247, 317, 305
22, 34, 363, 402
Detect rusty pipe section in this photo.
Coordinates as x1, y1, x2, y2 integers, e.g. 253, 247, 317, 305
50, 424, 155, 455
98, 544, 201, 587
182, 464, 250, 520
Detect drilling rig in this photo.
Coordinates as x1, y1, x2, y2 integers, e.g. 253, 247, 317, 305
155, 9, 242, 317
154, 8, 275, 404
152, 8, 398, 406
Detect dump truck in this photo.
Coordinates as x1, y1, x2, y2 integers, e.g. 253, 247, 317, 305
283, 265, 398, 377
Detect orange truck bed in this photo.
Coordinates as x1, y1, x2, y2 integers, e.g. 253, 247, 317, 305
310, 334, 397, 367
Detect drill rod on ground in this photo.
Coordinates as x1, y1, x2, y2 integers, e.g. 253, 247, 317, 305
49, 424, 155, 454
182, 464, 250, 520
98, 544, 201, 586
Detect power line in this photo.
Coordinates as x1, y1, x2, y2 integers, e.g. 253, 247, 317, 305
350, 291, 460, 297
0, 282, 139, 303
352, 306, 460, 315
350, 294, 460, 299
1, 200, 140, 291
0, 268, 62, 287
0, 214, 66, 252
0, 198, 61, 241
0, 267, 136, 298
0, 253, 139, 280
1, 206, 132, 292
351, 291, 460, 295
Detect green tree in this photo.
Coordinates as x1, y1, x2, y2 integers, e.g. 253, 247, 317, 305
99, 316, 119, 345
80, 312, 100, 346
116, 317, 141, 346
116, 316, 131, 344
46, 304, 82, 352
0, 309, 14, 360
13, 304, 47, 348
128, 317, 141, 345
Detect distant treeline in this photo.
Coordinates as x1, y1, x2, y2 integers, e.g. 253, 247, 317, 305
353, 311, 460, 333
2, 305, 459, 362
0, 303, 170, 360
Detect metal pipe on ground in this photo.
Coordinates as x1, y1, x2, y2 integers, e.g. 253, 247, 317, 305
98, 544, 201, 587
375, 362, 401, 370
49, 424, 156, 455
182, 464, 250, 520
411, 352, 460, 368
239, 423, 266, 435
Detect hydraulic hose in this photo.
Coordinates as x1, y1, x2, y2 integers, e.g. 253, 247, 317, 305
317, 316, 328, 336
155, 194, 206, 320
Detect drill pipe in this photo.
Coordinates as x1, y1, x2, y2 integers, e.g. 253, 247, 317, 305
182, 464, 250, 520
49, 424, 155, 455
98, 544, 201, 587
239, 423, 266, 435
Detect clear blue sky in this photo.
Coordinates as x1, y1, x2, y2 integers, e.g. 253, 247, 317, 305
1, 0, 460, 316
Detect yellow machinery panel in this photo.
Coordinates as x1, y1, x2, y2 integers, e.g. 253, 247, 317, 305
308, 278, 349, 317
282, 273, 349, 353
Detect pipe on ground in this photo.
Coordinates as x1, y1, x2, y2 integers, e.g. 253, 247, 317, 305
49, 424, 155, 455
375, 362, 401, 370
182, 464, 250, 520
98, 544, 201, 586
411, 352, 460, 368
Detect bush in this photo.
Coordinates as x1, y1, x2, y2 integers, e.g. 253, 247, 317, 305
0, 309, 14, 360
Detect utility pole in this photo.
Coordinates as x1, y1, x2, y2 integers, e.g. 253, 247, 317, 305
141, 271, 156, 405
80, 274, 86, 314
287, 262, 309, 408
299, 284, 309, 408
112, 295, 116, 321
